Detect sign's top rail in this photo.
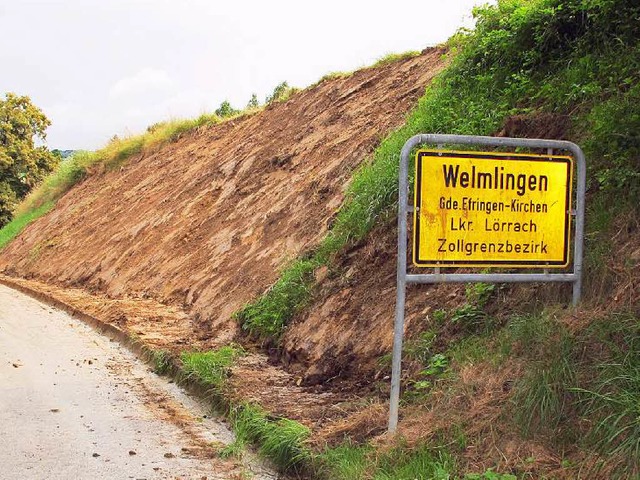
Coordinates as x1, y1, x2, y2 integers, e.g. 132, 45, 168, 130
401, 134, 586, 166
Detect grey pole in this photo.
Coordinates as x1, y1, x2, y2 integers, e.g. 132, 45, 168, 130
388, 136, 418, 433
570, 144, 587, 307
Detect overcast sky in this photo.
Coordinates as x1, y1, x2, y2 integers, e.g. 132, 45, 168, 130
0, 0, 490, 150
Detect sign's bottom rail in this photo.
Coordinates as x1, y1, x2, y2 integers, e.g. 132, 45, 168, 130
406, 273, 577, 283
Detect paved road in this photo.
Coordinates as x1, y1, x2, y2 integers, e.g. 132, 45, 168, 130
0, 284, 276, 480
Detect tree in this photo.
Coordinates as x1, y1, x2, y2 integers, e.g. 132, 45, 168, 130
215, 100, 239, 118
265, 81, 296, 105
246, 93, 260, 109
0, 93, 59, 226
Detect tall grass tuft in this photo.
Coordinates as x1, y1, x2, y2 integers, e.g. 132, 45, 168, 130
235, 257, 321, 340
229, 403, 311, 471
180, 345, 244, 394
316, 442, 372, 479
509, 313, 577, 435
573, 312, 640, 475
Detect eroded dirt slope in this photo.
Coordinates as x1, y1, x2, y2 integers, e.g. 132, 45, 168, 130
0, 48, 445, 344
282, 222, 469, 385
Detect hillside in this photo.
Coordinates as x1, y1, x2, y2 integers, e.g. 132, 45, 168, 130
0, 49, 445, 347
1, 0, 639, 478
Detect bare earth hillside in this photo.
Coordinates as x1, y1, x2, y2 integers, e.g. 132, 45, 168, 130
0, 49, 445, 348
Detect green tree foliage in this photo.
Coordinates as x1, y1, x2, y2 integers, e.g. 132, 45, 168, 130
265, 81, 297, 104
215, 100, 239, 118
246, 93, 260, 109
0, 93, 58, 226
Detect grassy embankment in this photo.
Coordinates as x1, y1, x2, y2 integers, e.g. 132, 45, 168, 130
233, 0, 640, 477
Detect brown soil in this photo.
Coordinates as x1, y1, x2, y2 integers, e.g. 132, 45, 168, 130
0, 48, 445, 347
282, 220, 468, 385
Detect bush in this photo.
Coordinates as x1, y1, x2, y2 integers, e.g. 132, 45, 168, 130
215, 100, 239, 118
266, 81, 298, 104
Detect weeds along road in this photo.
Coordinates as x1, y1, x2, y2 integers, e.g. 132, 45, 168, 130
0, 284, 276, 480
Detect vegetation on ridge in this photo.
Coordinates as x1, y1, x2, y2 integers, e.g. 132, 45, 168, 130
0, 93, 59, 227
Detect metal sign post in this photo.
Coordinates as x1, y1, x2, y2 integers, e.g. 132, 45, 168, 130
388, 134, 586, 433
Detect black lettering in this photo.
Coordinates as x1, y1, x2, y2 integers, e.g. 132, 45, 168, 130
517, 174, 527, 196
460, 171, 470, 187
477, 172, 492, 189
442, 165, 460, 187
539, 175, 548, 192
506, 173, 515, 190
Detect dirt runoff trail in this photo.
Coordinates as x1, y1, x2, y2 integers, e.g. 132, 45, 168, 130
0, 284, 277, 480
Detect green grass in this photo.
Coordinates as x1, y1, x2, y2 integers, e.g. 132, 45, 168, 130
180, 345, 244, 393
404, 329, 438, 365
235, 257, 321, 341
229, 403, 311, 471
448, 335, 500, 366
374, 446, 455, 480
317, 442, 457, 480
507, 312, 557, 358
178, 345, 313, 472
372, 50, 422, 68
505, 310, 640, 475
316, 442, 372, 479
513, 352, 576, 436
573, 312, 640, 475
0, 201, 54, 249
508, 312, 577, 435
179, 344, 312, 472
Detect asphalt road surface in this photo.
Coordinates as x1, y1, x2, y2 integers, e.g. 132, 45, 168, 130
0, 284, 277, 480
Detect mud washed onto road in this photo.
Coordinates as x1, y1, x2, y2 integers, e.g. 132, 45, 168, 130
0, 284, 277, 480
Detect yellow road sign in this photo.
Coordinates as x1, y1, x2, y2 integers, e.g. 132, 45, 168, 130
413, 149, 573, 268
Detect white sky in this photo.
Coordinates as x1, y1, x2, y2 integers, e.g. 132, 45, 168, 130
0, 0, 490, 150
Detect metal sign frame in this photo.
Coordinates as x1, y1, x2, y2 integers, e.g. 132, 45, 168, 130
388, 134, 586, 433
